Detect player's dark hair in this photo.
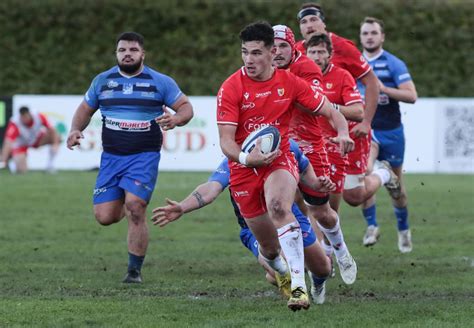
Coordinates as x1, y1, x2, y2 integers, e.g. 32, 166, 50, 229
239, 21, 274, 48
116, 32, 145, 48
361, 17, 385, 33
297, 2, 325, 22
19, 106, 30, 115
306, 33, 332, 55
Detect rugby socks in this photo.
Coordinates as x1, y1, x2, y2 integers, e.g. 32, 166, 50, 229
316, 216, 348, 259
321, 240, 333, 257
310, 272, 327, 286
373, 168, 390, 185
259, 251, 288, 276
47, 146, 56, 172
394, 206, 409, 231
363, 204, 378, 227
277, 222, 306, 289
128, 252, 145, 273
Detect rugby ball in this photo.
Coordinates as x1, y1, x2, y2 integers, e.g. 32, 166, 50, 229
241, 126, 281, 154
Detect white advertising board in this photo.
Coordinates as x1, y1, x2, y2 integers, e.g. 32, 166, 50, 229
12, 95, 474, 173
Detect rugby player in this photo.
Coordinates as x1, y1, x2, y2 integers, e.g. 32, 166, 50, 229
216, 21, 352, 311
1, 106, 60, 173
359, 17, 417, 252
66, 32, 193, 283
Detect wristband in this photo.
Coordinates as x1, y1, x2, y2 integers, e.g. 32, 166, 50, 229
238, 152, 248, 166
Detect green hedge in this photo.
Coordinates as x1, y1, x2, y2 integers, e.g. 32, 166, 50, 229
0, 0, 472, 96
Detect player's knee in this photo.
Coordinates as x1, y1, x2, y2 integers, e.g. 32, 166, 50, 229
94, 210, 120, 225
124, 200, 146, 224
342, 190, 363, 207
267, 198, 289, 221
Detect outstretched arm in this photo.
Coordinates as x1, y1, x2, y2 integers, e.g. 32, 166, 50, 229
151, 181, 224, 227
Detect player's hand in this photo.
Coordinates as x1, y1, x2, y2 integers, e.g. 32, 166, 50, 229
155, 106, 178, 131
350, 121, 371, 138
245, 138, 280, 168
377, 78, 386, 93
151, 198, 184, 227
329, 134, 354, 156
66, 130, 83, 150
315, 176, 336, 193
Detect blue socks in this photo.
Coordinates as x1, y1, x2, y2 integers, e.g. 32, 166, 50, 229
311, 272, 327, 286
363, 204, 377, 227
394, 206, 409, 231
128, 252, 145, 272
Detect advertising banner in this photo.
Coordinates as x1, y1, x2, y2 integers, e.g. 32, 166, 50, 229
12, 95, 474, 173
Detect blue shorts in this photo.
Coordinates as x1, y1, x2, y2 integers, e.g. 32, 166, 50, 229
239, 203, 317, 258
93, 151, 160, 204
372, 125, 405, 168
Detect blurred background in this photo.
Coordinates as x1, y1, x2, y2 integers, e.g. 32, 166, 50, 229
0, 0, 473, 172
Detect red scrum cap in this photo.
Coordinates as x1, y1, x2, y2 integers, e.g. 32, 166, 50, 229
273, 24, 296, 50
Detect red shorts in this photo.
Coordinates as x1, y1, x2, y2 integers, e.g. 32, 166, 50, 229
327, 150, 348, 194
346, 134, 371, 175
11, 130, 46, 156
293, 137, 331, 198
230, 152, 299, 218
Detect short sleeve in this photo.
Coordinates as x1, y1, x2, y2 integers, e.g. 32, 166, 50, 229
292, 74, 325, 113
84, 76, 100, 110
341, 72, 363, 106
216, 81, 239, 126
390, 58, 412, 87
162, 75, 184, 107
207, 159, 230, 189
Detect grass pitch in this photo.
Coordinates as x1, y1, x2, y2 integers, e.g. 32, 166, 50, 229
0, 171, 473, 327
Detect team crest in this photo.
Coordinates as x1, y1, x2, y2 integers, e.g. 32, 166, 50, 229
326, 83, 333, 89
278, 88, 285, 96
244, 92, 249, 100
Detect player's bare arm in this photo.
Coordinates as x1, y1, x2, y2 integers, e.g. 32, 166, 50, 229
218, 124, 278, 167
156, 94, 194, 131
339, 103, 364, 122
317, 99, 355, 156
379, 80, 417, 104
151, 181, 224, 227
300, 163, 336, 193
0, 139, 13, 168
67, 100, 96, 150
352, 70, 379, 137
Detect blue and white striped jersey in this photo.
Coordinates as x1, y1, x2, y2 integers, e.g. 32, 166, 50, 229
358, 50, 412, 130
85, 65, 183, 154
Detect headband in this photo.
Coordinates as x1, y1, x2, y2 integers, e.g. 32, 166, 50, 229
297, 8, 325, 22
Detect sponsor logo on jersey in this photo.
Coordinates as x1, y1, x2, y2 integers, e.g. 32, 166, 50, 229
244, 116, 280, 133
241, 102, 255, 110
107, 80, 119, 88
101, 90, 114, 98
104, 117, 151, 132
234, 190, 250, 197
256, 91, 272, 98
136, 82, 150, 87
141, 92, 155, 98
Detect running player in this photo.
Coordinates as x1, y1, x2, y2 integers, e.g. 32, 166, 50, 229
217, 21, 353, 311
359, 17, 417, 252
272, 25, 358, 285
151, 140, 332, 305
1, 106, 60, 173
66, 32, 193, 283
